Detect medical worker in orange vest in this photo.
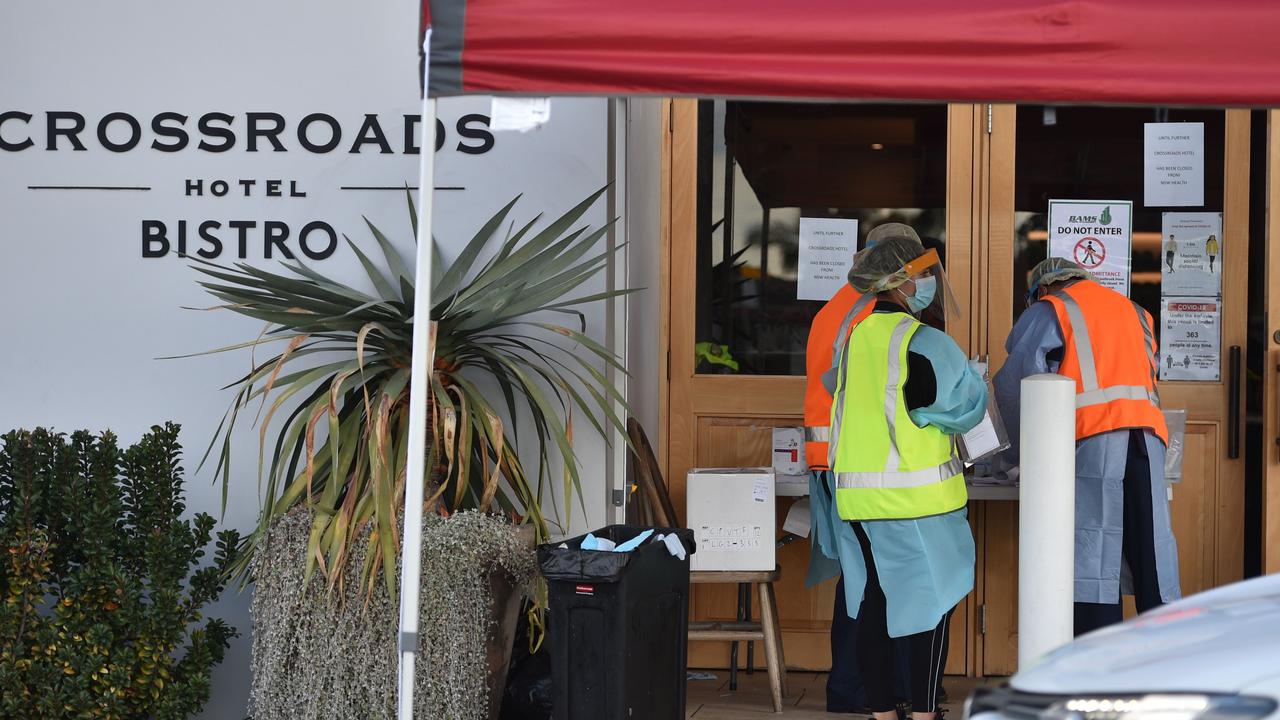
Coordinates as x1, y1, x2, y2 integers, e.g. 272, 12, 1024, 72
803, 224, 890, 713
993, 258, 1181, 635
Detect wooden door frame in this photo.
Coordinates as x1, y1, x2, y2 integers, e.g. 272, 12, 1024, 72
1218, 109, 1251, 587
947, 103, 982, 677
1265, 110, 1280, 575
977, 103, 1020, 676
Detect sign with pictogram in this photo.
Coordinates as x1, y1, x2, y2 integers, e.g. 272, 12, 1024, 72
1073, 237, 1107, 269
1160, 298, 1220, 382
1160, 211, 1223, 297
1048, 199, 1133, 296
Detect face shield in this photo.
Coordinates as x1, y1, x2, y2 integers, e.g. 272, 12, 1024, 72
893, 248, 960, 328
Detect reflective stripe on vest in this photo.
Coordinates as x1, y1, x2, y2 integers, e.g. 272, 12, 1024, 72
837, 457, 966, 490
1077, 384, 1159, 408
830, 313, 967, 521
880, 317, 915, 471
1047, 283, 1169, 443
805, 426, 830, 442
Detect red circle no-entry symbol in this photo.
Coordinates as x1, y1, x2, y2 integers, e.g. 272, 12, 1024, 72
1074, 237, 1106, 268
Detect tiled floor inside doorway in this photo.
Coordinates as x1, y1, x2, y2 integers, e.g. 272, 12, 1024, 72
686, 672, 993, 718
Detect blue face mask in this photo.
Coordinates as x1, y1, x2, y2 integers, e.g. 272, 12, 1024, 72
906, 275, 937, 314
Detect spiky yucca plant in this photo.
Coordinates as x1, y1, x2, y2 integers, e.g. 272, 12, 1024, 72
186, 189, 628, 596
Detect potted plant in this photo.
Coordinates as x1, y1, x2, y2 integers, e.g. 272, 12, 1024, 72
187, 189, 628, 719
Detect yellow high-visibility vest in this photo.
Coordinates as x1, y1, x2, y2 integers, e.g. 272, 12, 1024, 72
830, 312, 967, 521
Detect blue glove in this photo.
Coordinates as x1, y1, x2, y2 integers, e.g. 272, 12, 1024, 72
612, 529, 655, 553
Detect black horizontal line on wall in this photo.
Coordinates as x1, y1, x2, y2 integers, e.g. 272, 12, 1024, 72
28, 185, 151, 191
339, 186, 465, 191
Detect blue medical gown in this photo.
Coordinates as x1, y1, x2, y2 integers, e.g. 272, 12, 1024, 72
991, 301, 1180, 604
808, 325, 984, 638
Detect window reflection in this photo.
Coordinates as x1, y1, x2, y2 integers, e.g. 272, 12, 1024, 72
695, 101, 949, 375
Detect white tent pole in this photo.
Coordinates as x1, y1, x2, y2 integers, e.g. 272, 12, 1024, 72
397, 30, 436, 720
1018, 373, 1077, 666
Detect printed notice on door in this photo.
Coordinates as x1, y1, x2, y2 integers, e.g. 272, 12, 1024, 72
1160, 298, 1221, 382
797, 217, 858, 301
1144, 122, 1205, 207
1048, 199, 1133, 296
1161, 212, 1223, 297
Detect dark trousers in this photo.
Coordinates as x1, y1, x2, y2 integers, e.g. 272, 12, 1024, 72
822, 481, 916, 712
827, 575, 869, 711
829, 578, 918, 712
1073, 430, 1165, 636
852, 523, 953, 713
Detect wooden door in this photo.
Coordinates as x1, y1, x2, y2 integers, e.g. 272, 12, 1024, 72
978, 106, 1252, 675
663, 99, 982, 673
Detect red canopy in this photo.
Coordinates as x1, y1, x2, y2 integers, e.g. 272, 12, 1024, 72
421, 0, 1280, 107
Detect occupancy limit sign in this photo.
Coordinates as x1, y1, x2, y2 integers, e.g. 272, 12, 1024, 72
1161, 297, 1221, 382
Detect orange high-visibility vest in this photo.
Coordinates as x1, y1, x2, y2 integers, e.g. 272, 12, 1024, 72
1044, 280, 1169, 444
804, 284, 874, 469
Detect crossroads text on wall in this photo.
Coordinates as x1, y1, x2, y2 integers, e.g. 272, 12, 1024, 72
0, 109, 497, 260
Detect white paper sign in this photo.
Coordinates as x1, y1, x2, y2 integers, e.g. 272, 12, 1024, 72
490, 97, 552, 132
752, 476, 771, 503
960, 413, 1001, 466
797, 217, 858, 301
1145, 123, 1205, 207
1161, 212, 1223, 297
1160, 298, 1221, 381
1048, 200, 1133, 296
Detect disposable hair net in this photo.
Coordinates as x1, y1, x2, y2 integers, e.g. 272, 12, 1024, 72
1027, 257, 1094, 300
865, 222, 921, 250
848, 234, 959, 326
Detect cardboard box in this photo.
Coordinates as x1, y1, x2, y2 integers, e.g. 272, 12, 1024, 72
772, 426, 807, 475
686, 468, 776, 571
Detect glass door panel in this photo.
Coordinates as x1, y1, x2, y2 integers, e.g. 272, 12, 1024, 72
693, 101, 950, 375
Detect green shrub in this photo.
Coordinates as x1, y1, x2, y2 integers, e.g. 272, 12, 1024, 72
0, 423, 239, 720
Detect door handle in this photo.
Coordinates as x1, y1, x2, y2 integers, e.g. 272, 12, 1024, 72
1274, 357, 1280, 451
1228, 345, 1241, 459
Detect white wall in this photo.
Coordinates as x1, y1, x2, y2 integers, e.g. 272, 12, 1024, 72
0, 1, 618, 716
624, 100, 666, 456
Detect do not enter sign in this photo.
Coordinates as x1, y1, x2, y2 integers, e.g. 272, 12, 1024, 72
1048, 199, 1133, 296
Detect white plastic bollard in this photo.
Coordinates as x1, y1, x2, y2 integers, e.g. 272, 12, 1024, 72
1018, 374, 1077, 667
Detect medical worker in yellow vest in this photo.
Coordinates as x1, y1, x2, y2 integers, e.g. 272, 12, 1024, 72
829, 229, 986, 720
993, 258, 1180, 636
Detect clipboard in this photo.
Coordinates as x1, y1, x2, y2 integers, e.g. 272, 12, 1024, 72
958, 381, 1011, 466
